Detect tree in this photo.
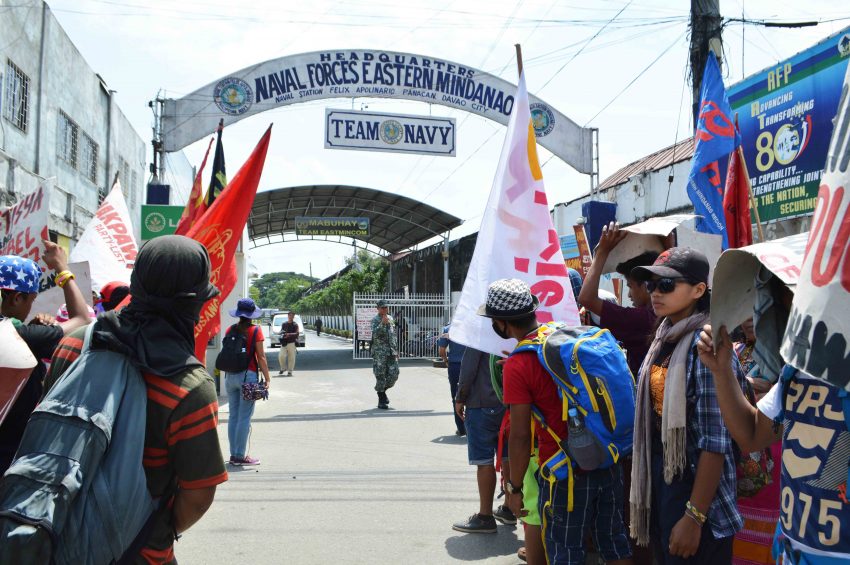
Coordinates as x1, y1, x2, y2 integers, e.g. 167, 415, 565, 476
293, 251, 388, 315
250, 271, 316, 309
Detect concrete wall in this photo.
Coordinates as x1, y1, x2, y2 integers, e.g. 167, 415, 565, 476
0, 2, 146, 243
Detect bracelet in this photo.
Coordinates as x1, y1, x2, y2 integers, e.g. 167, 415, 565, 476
684, 509, 704, 527
685, 501, 707, 525
54, 270, 75, 288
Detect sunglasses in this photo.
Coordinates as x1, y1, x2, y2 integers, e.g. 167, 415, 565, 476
644, 277, 692, 294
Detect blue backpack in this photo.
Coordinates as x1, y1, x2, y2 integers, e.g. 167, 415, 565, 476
512, 323, 636, 511
0, 322, 157, 565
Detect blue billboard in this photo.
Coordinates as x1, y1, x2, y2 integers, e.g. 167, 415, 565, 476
728, 28, 850, 221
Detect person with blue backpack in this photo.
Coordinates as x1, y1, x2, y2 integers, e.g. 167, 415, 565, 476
482, 278, 633, 565
629, 247, 745, 565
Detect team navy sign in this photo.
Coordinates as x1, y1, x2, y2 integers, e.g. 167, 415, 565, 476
687, 55, 741, 249
325, 109, 456, 157
161, 50, 593, 173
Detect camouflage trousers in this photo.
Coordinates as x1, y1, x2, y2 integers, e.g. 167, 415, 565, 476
373, 354, 399, 392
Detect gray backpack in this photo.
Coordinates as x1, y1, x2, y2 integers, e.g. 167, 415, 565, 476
0, 322, 157, 565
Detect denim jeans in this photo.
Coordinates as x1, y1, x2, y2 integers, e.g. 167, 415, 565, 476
225, 370, 258, 459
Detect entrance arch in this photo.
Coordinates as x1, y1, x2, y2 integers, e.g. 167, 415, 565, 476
161, 49, 593, 173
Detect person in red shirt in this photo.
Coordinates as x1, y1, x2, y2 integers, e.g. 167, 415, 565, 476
481, 278, 632, 565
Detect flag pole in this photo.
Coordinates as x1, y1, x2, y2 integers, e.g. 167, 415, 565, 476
733, 113, 766, 242
515, 44, 523, 77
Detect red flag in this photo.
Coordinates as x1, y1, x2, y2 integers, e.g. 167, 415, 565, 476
175, 137, 215, 236
722, 143, 753, 248
186, 125, 272, 360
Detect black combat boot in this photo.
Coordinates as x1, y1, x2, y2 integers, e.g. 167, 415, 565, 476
377, 392, 388, 409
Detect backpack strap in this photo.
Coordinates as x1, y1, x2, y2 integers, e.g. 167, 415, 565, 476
531, 406, 576, 512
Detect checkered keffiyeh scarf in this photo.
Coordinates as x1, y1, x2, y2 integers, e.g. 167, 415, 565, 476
630, 311, 708, 546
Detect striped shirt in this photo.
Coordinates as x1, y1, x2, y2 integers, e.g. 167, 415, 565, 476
46, 327, 227, 565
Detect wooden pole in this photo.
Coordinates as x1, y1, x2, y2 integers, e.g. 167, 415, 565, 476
515, 44, 523, 77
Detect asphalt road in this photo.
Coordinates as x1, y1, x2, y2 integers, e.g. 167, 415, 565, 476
178, 332, 526, 564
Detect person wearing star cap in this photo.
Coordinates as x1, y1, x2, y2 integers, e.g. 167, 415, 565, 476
0, 241, 91, 472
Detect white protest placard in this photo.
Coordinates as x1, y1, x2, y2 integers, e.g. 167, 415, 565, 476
450, 72, 579, 356
27, 261, 93, 322
0, 181, 52, 287
781, 63, 850, 390
356, 307, 377, 341
70, 182, 137, 291
325, 109, 456, 156
711, 232, 808, 340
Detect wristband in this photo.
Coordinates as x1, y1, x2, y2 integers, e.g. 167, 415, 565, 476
685, 501, 707, 525
54, 270, 75, 288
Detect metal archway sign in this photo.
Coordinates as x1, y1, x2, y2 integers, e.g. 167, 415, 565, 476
161, 49, 594, 174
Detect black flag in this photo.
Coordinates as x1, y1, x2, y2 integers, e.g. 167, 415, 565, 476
205, 119, 227, 207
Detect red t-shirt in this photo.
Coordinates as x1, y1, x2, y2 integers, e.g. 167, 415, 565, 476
502, 339, 567, 464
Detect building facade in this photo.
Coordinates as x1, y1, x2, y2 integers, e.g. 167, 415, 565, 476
0, 1, 146, 247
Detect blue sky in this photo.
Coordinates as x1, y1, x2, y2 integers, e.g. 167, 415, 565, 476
45, 0, 850, 279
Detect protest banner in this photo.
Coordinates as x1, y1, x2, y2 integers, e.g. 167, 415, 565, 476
711, 232, 807, 340
0, 319, 37, 427
27, 261, 92, 323
781, 62, 850, 390
450, 71, 579, 356
70, 182, 137, 291
0, 181, 52, 287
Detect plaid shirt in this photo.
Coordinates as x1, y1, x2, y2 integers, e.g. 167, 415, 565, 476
682, 330, 745, 539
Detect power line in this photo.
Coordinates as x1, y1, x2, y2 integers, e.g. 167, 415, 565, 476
537, 0, 633, 92
583, 30, 685, 127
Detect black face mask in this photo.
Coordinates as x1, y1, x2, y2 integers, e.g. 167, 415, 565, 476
492, 320, 511, 340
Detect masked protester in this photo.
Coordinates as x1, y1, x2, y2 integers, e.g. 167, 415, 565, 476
42, 235, 227, 565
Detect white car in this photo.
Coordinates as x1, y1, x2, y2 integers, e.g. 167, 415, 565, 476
270, 312, 305, 348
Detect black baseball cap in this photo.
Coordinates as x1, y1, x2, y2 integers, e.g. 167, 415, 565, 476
630, 247, 709, 285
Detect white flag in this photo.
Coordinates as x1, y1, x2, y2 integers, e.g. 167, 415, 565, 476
450, 72, 580, 356
70, 181, 137, 291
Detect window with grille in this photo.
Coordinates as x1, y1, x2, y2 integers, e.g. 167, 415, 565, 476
3, 60, 30, 132
79, 133, 98, 184
57, 111, 79, 167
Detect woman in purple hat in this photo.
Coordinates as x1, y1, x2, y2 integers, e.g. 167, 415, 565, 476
224, 297, 271, 466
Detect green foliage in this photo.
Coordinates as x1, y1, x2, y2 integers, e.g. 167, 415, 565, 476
294, 251, 388, 315
250, 271, 316, 310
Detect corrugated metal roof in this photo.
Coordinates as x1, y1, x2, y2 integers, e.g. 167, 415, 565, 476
598, 137, 695, 190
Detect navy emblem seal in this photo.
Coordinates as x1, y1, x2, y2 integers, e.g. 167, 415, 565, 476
380, 120, 404, 144
214, 77, 253, 116
530, 103, 555, 137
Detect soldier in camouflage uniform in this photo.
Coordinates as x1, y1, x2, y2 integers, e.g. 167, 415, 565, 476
371, 299, 399, 409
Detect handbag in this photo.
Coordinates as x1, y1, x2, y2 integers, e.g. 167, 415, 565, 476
241, 380, 268, 402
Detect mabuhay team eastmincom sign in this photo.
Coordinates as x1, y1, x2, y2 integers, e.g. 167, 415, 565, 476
295, 217, 370, 237
325, 109, 455, 156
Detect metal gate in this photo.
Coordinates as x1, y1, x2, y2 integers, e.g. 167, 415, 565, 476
352, 293, 449, 360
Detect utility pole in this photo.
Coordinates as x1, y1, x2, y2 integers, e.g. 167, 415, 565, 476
690, 0, 723, 126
